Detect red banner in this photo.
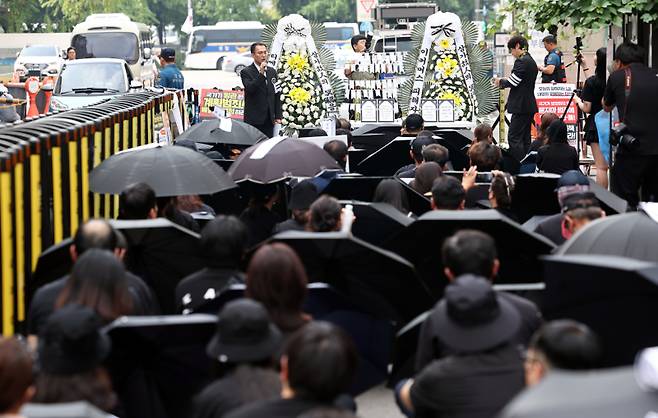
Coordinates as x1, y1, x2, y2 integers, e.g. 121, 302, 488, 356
199, 89, 245, 120
534, 84, 579, 145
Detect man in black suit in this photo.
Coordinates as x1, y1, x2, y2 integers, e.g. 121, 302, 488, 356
241, 42, 282, 137
494, 36, 539, 162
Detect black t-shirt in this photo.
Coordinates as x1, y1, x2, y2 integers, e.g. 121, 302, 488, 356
27, 272, 159, 335
603, 63, 658, 155
225, 398, 328, 418
582, 75, 605, 119
536, 143, 579, 175
411, 344, 525, 418
175, 267, 244, 314
192, 366, 281, 418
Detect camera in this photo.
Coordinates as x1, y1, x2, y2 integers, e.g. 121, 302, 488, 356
610, 123, 640, 150
574, 36, 583, 51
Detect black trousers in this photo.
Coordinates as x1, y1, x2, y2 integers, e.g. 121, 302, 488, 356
250, 121, 274, 138
508, 113, 534, 162
611, 153, 658, 209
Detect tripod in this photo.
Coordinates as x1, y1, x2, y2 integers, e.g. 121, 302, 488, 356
560, 46, 586, 158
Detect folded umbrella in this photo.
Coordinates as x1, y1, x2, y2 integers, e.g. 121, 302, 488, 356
175, 118, 268, 146
228, 136, 340, 184
268, 231, 433, 323
499, 367, 658, 418
385, 209, 555, 299
555, 212, 658, 262
541, 254, 658, 366
109, 219, 206, 314
105, 314, 217, 418
90, 145, 237, 196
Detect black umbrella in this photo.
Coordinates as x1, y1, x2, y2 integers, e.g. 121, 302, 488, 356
90, 145, 237, 196
105, 314, 217, 418
228, 137, 340, 184
588, 179, 628, 214
499, 367, 658, 418
511, 173, 561, 223
109, 219, 206, 314
339, 200, 413, 246
355, 137, 412, 176
323, 175, 431, 216
29, 237, 73, 301
541, 253, 658, 366
268, 231, 433, 323
175, 118, 268, 146
555, 212, 658, 262
22, 401, 114, 418
194, 283, 393, 395
385, 209, 555, 299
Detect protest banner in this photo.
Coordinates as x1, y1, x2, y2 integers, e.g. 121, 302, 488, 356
199, 89, 245, 120
534, 83, 579, 147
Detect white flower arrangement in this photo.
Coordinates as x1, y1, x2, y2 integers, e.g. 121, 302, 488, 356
424, 34, 475, 120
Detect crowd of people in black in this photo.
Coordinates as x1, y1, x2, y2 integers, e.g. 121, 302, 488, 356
1, 39, 658, 418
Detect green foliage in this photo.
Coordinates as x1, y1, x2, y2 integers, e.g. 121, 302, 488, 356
434, 0, 476, 21
299, 0, 355, 23
189, 0, 269, 24
275, 0, 309, 19
508, 0, 658, 33
42, 0, 154, 31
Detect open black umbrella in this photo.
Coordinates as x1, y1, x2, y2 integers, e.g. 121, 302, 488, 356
228, 137, 340, 183
105, 314, 217, 418
385, 210, 555, 299
268, 231, 433, 323
22, 401, 114, 418
499, 367, 658, 418
194, 283, 394, 395
541, 254, 658, 366
109, 219, 206, 314
175, 118, 268, 146
511, 173, 561, 223
355, 137, 412, 176
555, 212, 658, 262
588, 179, 628, 214
29, 237, 73, 301
339, 200, 414, 246
90, 145, 237, 196
323, 175, 431, 216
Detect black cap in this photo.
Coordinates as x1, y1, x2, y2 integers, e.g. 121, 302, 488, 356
38, 304, 111, 375
411, 135, 436, 156
404, 114, 424, 131
206, 299, 282, 363
290, 180, 318, 210
557, 170, 589, 188
433, 275, 520, 352
160, 48, 176, 59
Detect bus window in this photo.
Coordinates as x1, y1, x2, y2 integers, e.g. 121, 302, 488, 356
189, 29, 263, 53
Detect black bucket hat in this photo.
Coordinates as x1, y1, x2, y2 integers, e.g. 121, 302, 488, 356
433, 275, 520, 353
206, 299, 282, 363
38, 304, 112, 375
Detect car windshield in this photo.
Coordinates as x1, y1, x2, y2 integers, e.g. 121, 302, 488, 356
71, 33, 139, 64
21, 46, 57, 57
56, 62, 127, 94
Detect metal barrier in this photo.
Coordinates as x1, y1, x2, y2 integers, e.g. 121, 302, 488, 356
0, 89, 184, 335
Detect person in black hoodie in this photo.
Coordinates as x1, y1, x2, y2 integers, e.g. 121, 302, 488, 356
536, 119, 579, 175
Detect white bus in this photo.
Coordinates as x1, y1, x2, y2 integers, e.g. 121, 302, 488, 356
184, 21, 264, 70
71, 13, 157, 86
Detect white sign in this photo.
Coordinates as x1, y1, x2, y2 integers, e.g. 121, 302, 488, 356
438, 100, 455, 122
421, 100, 438, 122
361, 100, 378, 122
378, 100, 395, 122
357, 0, 377, 22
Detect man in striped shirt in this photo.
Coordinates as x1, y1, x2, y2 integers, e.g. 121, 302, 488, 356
494, 36, 539, 161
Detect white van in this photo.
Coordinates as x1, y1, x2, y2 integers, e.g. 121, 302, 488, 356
71, 13, 157, 86
184, 21, 264, 70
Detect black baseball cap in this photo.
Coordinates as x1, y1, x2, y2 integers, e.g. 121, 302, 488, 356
403, 114, 424, 131
160, 48, 176, 59
556, 170, 589, 189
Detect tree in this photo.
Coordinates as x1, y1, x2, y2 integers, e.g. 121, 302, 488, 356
1, 0, 63, 32
42, 0, 155, 31
508, 0, 658, 32
275, 0, 310, 19
145, 0, 186, 44
195, 0, 269, 24
299, 0, 355, 23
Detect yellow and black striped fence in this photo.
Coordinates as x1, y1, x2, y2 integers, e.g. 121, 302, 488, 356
0, 89, 185, 335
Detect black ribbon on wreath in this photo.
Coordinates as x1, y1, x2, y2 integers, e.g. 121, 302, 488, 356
430, 23, 455, 38
284, 24, 307, 37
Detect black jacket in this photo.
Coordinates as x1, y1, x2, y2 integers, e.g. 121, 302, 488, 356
240, 64, 282, 126
500, 54, 539, 115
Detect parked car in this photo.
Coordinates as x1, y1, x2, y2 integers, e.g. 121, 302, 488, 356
13, 45, 65, 81
49, 58, 141, 111
222, 52, 253, 75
